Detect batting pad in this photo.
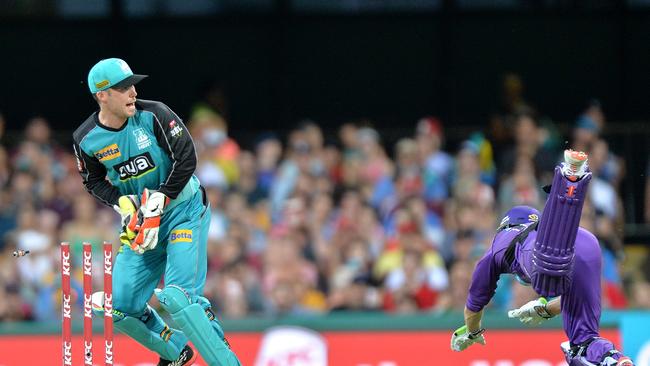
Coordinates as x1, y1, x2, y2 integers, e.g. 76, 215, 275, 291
114, 306, 188, 361
155, 286, 241, 366
532, 166, 592, 297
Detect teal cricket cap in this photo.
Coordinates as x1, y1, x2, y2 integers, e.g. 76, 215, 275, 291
87, 58, 148, 94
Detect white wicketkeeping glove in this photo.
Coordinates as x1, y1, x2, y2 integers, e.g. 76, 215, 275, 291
508, 297, 554, 326
450, 325, 486, 352
133, 188, 169, 253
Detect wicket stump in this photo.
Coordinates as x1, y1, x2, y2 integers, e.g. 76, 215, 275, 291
60, 241, 114, 366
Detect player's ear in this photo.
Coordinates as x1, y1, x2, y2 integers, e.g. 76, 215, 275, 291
95, 90, 107, 103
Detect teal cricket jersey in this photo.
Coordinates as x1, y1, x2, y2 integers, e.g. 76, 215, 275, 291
73, 99, 200, 209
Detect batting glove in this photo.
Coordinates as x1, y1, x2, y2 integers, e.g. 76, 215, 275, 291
451, 325, 486, 352
508, 297, 554, 326
133, 188, 169, 253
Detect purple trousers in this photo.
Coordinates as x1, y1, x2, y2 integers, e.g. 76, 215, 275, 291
521, 228, 629, 364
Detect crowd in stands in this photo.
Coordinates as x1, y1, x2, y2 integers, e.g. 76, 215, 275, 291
0, 88, 649, 322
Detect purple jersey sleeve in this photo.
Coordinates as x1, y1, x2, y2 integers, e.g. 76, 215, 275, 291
465, 229, 520, 312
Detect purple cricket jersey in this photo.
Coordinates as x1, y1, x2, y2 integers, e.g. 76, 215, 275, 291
466, 224, 602, 345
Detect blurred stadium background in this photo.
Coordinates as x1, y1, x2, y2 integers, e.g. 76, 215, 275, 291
1, 1, 650, 365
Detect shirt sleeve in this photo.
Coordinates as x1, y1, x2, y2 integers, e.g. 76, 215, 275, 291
465, 234, 510, 312
150, 103, 197, 199
73, 142, 121, 207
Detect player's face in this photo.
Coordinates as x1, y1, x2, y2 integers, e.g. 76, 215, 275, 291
104, 85, 138, 119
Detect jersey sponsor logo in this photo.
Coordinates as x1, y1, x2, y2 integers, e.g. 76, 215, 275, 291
169, 120, 183, 138
170, 229, 192, 243
113, 152, 156, 181
133, 128, 152, 150
95, 144, 121, 161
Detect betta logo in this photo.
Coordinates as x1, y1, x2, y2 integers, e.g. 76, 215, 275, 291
170, 229, 192, 243
94, 144, 121, 162
113, 152, 156, 181
63, 341, 72, 365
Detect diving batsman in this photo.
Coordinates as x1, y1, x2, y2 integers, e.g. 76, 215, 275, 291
450, 150, 634, 366
73, 58, 241, 366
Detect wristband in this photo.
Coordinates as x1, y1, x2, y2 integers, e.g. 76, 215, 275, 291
535, 304, 554, 319
468, 328, 485, 339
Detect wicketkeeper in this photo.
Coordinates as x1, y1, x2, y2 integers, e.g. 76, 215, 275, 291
73, 58, 241, 366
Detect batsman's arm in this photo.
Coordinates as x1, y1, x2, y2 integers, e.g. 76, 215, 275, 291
73, 142, 121, 207
545, 296, 561, 316
452, 234, 515, 351
464, 306, 484, 333
465, 246, 502, 315
507, 296, 560, 325
150, 102, 196, 199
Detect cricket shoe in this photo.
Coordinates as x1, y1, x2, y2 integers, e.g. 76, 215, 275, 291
615, 357, 634, 366
561, 149, 589, 181
602, 354, 634, 366
157, 345, 196, 366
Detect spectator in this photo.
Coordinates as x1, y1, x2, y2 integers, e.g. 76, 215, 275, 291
383, 249, 448, 312
573, 101, 625, 187
415, 117, 453, 215
60, 194, 113, 266
497, 112, 557, 185
189, 108, 240, 189
498, 155, 542, 216
0, 100, 637, 321
254, 133, 283, 197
